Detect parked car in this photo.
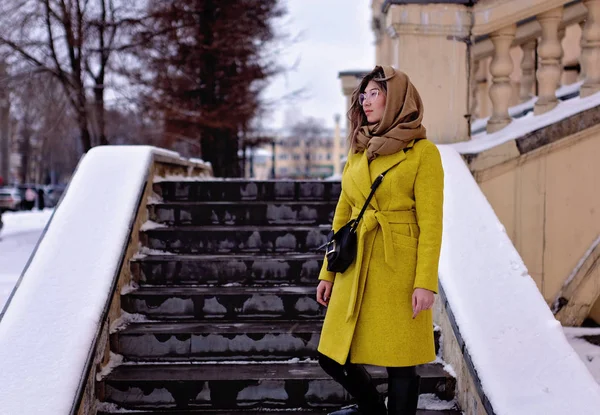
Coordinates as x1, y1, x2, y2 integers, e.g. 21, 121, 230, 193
43, 184, 67, 208
0, 187, 23, 212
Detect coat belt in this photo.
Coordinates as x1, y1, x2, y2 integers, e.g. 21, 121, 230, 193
345, 208, 417, 322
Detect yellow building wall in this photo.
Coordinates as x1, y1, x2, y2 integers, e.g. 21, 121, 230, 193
476, 128, 600, 303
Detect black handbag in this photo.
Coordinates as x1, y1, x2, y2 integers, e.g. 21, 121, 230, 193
323, 167, 392, 273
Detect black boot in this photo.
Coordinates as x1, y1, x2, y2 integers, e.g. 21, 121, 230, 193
387, 366, 420, 415
318, 353, 387, 415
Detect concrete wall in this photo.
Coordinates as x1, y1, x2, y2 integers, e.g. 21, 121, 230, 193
434, 299, 490, 415
474, 125, 600, 304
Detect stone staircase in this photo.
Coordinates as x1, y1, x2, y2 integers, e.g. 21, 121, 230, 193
97, 180, 460, 414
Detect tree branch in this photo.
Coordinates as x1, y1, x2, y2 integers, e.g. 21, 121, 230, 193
43, 0, 69, 84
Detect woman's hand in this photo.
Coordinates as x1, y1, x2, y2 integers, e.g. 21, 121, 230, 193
316, 280, 333, 307
412, 288, 435, 319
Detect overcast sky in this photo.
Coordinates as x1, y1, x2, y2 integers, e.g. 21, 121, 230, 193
262, 0, 375, 131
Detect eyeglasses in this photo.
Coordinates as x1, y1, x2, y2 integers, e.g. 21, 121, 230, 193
358, 89, 379, 106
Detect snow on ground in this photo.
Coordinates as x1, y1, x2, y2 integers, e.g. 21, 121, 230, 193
564, 327, 600, 384
0, 209, 53, 310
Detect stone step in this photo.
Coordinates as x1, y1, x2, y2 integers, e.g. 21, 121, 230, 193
148, 201, 337, 226
113, 321, 441, 362
121, 286, 323, 320
100, 362, 456, 410
98, 409, 329, 415
141, 226, 330, 254
112, 320, 322, 361
98, 409, 461, 414
153, 180, 341, 203
131, 254, 324, 286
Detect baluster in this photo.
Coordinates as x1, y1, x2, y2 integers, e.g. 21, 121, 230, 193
520, 40, 537, 102
535, 7, 564, 115
487, 24, 516, 133
478, 60, 491, 118
580, 20, 587, 80
471, 59, 480, 120
558, 27, 566, 86
581, 0, 600, 97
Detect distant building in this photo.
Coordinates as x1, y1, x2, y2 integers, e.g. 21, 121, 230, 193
243, 117, 347, 180
275, 130, 337, 179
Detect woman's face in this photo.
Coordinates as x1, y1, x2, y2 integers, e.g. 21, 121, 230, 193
361, 80, 386, 124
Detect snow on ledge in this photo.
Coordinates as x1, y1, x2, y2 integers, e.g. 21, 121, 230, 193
470, 81, 583, 134
438, 145, 600, 414
140, 220, 167, 231
471, 96, 537, 133
563, 327, 600, 383
95, 352, 123, 381
453, 87, 600, 155
0, 145, 197, 415
154, 173, 215, 182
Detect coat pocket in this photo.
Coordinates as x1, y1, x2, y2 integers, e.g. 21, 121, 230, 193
388, 232, 419, 284
391, 232, 418, 250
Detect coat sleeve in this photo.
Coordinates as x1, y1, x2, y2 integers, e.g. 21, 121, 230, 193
318, 163, 352, 283
413, 143, 444, 294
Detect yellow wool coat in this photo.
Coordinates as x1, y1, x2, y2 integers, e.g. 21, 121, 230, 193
317, 138, 444, 367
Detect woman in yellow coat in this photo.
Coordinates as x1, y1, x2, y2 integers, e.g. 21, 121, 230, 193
315, 65, 444, 415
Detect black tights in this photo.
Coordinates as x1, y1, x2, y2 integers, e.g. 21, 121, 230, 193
318, 352, 420, 415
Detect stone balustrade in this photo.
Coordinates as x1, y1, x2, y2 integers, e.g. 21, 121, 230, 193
358, 0, 600, 144
487, 24, 517, 133
581, 0, 600, 97
472, 0, 600, 133
332, 0, 600, 146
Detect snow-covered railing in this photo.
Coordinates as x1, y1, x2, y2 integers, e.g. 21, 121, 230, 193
0, 146, 211, 415
435, 145, 600, 415
470, 81, 582, 135
470, 0, 600, 134
452, 83, 600, 156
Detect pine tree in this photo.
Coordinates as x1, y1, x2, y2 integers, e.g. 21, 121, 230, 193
133, 0, 285, 177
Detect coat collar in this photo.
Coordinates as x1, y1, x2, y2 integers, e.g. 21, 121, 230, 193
348, 139, 419, 210
348, 150, 373, 208
371, 138, 419, 180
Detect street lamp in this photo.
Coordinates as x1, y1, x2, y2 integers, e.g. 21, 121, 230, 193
333, 113, 341, 176
271, 138, 276, 179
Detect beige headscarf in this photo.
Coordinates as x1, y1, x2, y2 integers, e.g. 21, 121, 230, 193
355, 66, 427, 161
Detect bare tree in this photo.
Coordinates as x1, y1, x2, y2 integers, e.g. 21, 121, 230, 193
0, 62, 10, 181
0, 0, 142, 153
9, 70, 78, 183
128, 0, 287, 177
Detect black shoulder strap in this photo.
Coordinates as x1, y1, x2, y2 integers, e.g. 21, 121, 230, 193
350, 165, 393, 232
